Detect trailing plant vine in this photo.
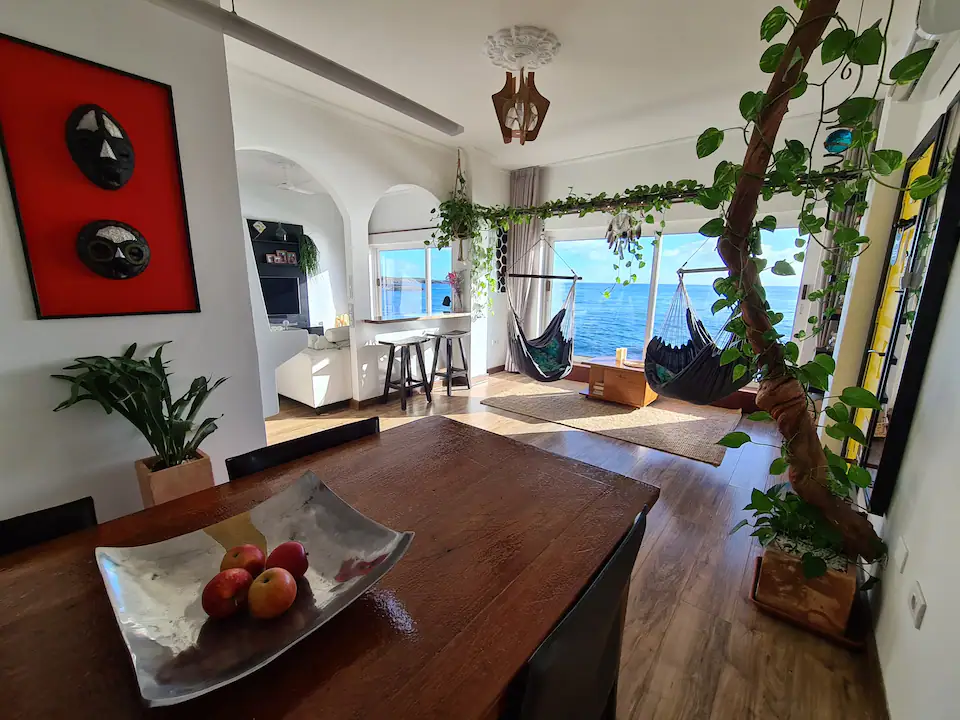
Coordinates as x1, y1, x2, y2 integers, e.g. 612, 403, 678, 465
437, 0, 951, 580
298, 234, 320, 277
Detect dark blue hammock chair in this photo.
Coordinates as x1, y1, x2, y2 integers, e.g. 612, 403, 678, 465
507, 279, 577, 382
643, 275, 752, 404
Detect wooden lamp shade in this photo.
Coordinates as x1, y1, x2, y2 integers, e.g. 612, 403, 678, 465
491, 71, 550, 145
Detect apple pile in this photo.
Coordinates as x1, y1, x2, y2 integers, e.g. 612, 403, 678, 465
201, 541, 308, 620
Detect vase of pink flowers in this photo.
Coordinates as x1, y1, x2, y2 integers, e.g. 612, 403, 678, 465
446, 270, 465, 313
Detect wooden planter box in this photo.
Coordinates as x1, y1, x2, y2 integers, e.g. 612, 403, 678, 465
135, 451, 214, 508
752, 545, 857, 639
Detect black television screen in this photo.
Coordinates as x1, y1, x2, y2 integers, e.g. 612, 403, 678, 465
260, 277, 300, 315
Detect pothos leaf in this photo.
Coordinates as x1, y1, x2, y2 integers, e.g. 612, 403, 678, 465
720, 346, 742, 366
801, 552, 828, 578
813, 353, 836, 374
717, 431, 751, 448
732, 364, 748, 381
747, 410, 773, 422
729, 519, 750, 535
821, 27, 855, 64
740, 91, 766, 121
771, 260, 796, 276
699, 218, 727, 237
696, 127, 725, 158
760, 6, 790, 42
847, 465, 872, 489
909, 174, 944, 200
769, 457, 789, 475
839, 386, 882, 410
838, 97, 878, 125
848, 24, 883, 66
871, 149, 905, 176
759, 43, 787, 73
758, 215, 777, 231
890, 47, 936, 85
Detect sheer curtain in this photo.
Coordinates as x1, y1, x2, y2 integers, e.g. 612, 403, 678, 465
505, 167, 542, 373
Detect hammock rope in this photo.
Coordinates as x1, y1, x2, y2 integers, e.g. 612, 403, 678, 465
506, 235, 578, 382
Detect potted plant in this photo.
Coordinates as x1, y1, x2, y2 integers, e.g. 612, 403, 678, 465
733, 479, 864, 640
52, 343, 227, 507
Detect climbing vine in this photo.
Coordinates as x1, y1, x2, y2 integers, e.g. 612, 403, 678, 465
438, 0, 952, 579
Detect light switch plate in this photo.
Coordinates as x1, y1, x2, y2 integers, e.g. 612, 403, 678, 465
908, 581, 927, 629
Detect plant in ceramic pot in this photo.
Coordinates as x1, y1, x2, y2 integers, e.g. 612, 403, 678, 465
52, 342, 227, 507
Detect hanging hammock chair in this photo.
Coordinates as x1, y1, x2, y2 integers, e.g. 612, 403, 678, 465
507, 279, 576, 382
643, 275, 752, 405
506, 235, 579, 382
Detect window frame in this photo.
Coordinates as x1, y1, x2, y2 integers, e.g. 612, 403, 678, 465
371, 242, 452, 319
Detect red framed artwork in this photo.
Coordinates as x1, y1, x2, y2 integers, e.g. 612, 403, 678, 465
0, 33, 199, 319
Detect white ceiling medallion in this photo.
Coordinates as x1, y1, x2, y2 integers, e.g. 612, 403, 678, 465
484, 26, 561, 72
485, 26, 560, 146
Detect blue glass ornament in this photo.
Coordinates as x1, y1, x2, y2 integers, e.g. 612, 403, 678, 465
824, 128, 853, 154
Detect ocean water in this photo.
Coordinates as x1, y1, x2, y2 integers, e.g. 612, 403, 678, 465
380, 280, 801, 359
549, 281, 801, 358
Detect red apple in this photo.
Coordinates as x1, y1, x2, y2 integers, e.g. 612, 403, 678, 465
266, 541, 309, 579
247, 567, 298, 619
201, 568, 254, 619
220, 544, 266, 577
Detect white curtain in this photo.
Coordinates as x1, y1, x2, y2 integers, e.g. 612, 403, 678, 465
505, 166, 542, 373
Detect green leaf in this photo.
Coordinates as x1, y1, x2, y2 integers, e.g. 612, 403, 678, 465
871, 149, 904, 176
909, 174, 943, 200
801, 552, 828, 578
848, 465, 872, 489
750, 487, 774, 511
697, 187, 725, 210
795, 237, 806, 248
801, 362, 829, 390
890, 47, 936, 85
730, 519, 750, 535
772, 260, 796, 276
759, 43, 787, 73
699, 217, 727, 237
696, 127, 725, 158
790, 72, 809, 99
794, 252, 805, 262
718, 431, 752, 448
826, 421, 868, 445
760, 6, 790, 41
740, 91, 766, 121
712, 298, 732, 314
747, 410, 773, 422
720, 346, 742, 366
848, 24, 883, 66
753, 257, 768, 273
839, 386, 882, 410
732, 364, 748, 381
793, 0, 807, 8
821, 27, 855, 64
813, 353, 836, 374
825, 402, 849, 423
758, 215, 777, 231
769, 457, 789, 475
783, 341, 799, 363
838, 97, 878, 125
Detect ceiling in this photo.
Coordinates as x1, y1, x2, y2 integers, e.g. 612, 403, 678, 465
223, 0, 917, 169
235, 149, 329, 194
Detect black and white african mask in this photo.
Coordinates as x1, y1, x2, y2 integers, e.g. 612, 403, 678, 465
77, 220, 150, 280
65, 105, 135, 190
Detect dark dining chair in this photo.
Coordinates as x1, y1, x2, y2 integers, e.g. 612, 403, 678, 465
503, 509, 648, 720
0, 496, 98, 556
225, 417, 380, 481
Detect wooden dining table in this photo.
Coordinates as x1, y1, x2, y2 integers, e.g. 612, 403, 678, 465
0, 415, 659, 719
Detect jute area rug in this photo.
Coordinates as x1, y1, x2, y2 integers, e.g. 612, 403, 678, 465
481, 384, 743, 466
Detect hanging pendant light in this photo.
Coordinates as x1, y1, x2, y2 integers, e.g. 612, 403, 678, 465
485, 26, 560, 145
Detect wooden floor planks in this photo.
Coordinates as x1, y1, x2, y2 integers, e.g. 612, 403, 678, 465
265, 373, 886, 720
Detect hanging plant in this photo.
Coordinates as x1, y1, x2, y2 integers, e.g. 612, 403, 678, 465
298, 234, 320, 276
430, 156, 494, 317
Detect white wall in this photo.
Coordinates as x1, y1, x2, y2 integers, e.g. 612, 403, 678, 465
871, 69, 960, 720
229, 68, 461, 401
238, 183, 348, 327
0, 0, 265, 522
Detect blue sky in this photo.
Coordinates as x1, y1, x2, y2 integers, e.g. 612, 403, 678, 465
379, 247, 453, 281
553, 228, 804, 286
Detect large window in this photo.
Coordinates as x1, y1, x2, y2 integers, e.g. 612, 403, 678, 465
375, 245, 452, 319
547, 229, 802, 360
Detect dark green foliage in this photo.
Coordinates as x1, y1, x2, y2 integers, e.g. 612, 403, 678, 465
52, 343, 226, 470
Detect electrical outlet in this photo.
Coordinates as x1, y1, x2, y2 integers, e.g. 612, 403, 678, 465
894, 536, 909, 574
908, 581, 927, 629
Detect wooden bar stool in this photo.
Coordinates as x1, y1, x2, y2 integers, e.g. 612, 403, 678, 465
381, 336, 432, 411
429, 330, 471, 396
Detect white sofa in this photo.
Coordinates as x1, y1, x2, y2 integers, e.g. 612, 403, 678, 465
276, 328, 352, 411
